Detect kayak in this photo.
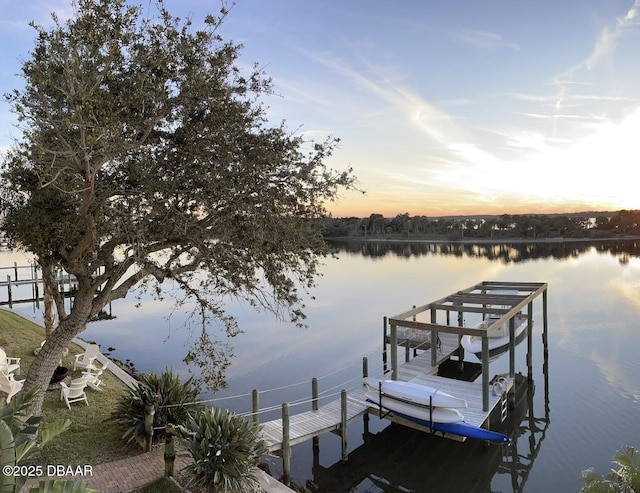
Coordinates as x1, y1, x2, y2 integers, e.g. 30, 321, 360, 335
363, 377, 468, 408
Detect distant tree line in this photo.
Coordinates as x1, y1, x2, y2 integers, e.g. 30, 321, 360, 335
322, 210, 640, 240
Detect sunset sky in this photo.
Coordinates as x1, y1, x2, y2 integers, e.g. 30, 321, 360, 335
1, 0, 639, 217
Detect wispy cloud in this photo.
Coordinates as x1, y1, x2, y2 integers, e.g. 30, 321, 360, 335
553, 0, 640, 112
449, 28, 520, 51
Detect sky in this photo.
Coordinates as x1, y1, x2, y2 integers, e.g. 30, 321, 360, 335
1, 0, 640, 217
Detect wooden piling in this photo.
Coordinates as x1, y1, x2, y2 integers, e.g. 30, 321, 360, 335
340, 389, 348, 462
362, 357, 368, 379
252, 389, 259, 424
143, 404, 155, 453
312, 378, 319, 448
430, 308, 437, 367
390, 323, 398, 380
164, 424, 175, 477
527, 301, 534, 382
382, 316, 388, 373
509, 316, 516, 378
6, 275, 12, 309
482, 336, 489, 412
282, 403, 291, 485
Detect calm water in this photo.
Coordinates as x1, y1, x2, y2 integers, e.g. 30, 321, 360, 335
4, 240, 640, 492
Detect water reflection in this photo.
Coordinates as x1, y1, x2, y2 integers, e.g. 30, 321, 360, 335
310, 377, 549, 493
330, 239, 640, 264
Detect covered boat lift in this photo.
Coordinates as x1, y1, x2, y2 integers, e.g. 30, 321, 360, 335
386, 281, 548, 413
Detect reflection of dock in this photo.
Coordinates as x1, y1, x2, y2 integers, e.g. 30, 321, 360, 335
253, 280, 548, 486
0, 263, 79, 308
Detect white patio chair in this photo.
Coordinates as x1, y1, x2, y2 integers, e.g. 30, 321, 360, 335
81, 361, 109, 391
0, 370, 25, 403
0, 348, 20, 375
72, 344, 99, 371
60, 377, 89, 409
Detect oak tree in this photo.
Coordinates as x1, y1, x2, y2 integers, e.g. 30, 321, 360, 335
0, 0, 355, 413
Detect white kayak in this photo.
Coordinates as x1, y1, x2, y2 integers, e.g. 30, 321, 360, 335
363, 377, 468, 408
364, 391, 465, 423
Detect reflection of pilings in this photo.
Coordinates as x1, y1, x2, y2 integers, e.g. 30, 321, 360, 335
498, 376, 551, 493
527, 301, 533, 382
542, 290, 550, 416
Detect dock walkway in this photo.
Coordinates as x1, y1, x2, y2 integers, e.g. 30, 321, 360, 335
259, 332, 506, 452
260, 387, 370, 453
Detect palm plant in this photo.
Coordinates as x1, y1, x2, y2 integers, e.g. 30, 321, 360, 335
0, 389, 98, 493
110, 369, 201, 448
180, 407, 267, 493
580, 446, 640, 493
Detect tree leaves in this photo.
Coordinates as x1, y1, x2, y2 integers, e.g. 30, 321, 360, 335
1, 0, 356, 397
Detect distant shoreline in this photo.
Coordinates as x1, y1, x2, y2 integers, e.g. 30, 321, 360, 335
327, 235, 640, 245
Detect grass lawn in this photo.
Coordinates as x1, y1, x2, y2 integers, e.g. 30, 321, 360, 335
0, 309, 140, 466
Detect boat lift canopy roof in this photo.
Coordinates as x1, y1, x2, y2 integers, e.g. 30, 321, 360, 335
388, 281, 548, 338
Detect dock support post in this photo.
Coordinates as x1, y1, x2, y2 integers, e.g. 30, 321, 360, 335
542, 289, 549, 412
252, 389, 259, 424
312, 378, 319, 448
312, 378, 319, 411
405, 338, 410, 362
390, 323, 398, 380
527, 301, 533, 382
482, 336, 489, 412
282, 403, 291, 486
383, 316, 388, 373
340, 389, 348, 462
362, 357, 370, 435
7, 275, 12, 309
509, 317, 516, 378
430, 308, 437, 368
457, 307, 465, 372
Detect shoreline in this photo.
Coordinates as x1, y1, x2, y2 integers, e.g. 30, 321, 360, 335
327, 235, 640, 245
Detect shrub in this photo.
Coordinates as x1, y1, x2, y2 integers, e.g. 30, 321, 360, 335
110, 369, 201, 448
580, 446, 640, 492
180, 407, 267, 493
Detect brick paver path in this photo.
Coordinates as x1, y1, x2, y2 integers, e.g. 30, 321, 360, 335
21, 445, 192, 493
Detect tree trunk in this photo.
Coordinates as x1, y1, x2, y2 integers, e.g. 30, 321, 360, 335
23, 284, 95, 416
42, 272, 55, 338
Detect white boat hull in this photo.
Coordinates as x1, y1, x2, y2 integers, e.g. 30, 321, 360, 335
461, 313, 529, 361
363, 377, 468, 408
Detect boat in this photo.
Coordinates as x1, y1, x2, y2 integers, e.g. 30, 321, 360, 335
461, 312, 529, 361
364, 390, 511, 444
363, 377, 468, 408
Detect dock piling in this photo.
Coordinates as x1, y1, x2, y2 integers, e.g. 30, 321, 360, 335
282, 403, 291, 485
252, 390, 259, 424
340, 389, 348, 462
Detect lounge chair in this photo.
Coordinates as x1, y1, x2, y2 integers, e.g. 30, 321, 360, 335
0, 348, 20, 375
60, 377, 89, 409
0, 370, 24, 403
72, 344, 99, 371
81, 361, 109, 391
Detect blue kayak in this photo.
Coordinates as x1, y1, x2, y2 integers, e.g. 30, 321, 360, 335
367, 398, 511, 444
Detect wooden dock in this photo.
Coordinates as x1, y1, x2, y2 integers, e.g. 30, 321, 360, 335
0, 263, 80, 308
248, 281, 548, 485
260, 387, 370, 453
